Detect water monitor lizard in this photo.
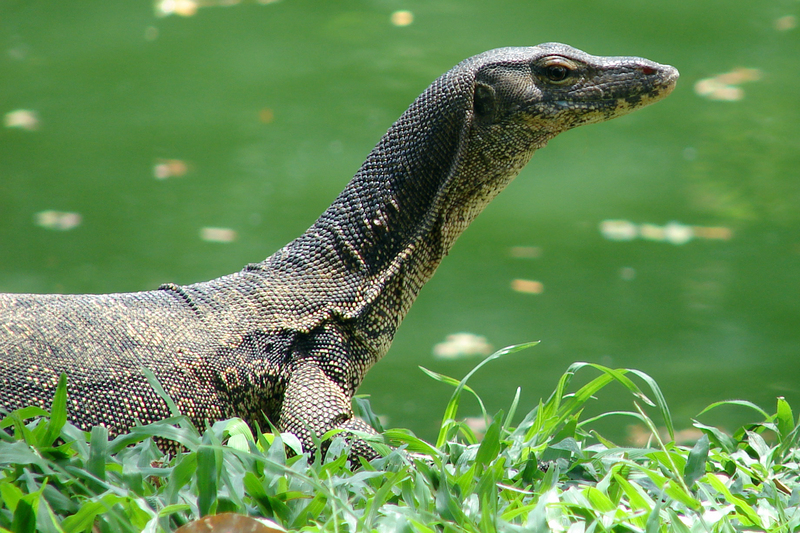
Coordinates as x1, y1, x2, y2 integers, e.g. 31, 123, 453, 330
0, 43, 678, 458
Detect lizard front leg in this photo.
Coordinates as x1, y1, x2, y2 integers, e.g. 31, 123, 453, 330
278, 361, 380, 461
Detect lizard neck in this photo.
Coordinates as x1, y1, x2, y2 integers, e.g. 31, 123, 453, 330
253, 65, 546, 357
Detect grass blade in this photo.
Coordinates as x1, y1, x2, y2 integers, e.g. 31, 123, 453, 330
197, 445, 218, 517
141, 366, 181, 417
628, 368, 674, 440
776, 396, 795, 440
697, 399, 770, 420
87, 426, 109, 493
41, 373, 68, 448
429, 341, 538, 448
682, 434, 709, 488
475, 419, 501, 467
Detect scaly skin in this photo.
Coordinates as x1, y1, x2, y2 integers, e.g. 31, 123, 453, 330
0, 44, 678, 458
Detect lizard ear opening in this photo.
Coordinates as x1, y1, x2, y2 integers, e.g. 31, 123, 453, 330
473, 82, 496, 118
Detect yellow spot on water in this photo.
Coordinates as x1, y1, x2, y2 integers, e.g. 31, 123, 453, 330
391, 10, 413, 27
259, 108, 275, 124
153, 159, 190, 179
35, 211, 82, 231
4, 109, 39, 131
692, 226, 733, 240
511, 279, 544, 294
200, 227, 237, 243
599, 220, 637, 241
432, 333, 492, 359
600, 219, 733, 244
509, 246, 542, 259
694, 68, 762, 101
775, 15, 796, 31
156, 0, 279, 17
155, 0, 199, 17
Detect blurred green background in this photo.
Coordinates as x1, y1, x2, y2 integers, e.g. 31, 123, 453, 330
2, 0, 799, 443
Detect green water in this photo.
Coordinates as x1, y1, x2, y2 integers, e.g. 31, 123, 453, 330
2, 0, 799, 442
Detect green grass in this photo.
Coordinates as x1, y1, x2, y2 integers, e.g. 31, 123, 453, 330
1, 344, 799, 532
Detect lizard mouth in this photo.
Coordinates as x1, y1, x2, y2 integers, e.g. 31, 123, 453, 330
548, 63, 679, 119
636, 64, 680, 100
601, 63, 679, 102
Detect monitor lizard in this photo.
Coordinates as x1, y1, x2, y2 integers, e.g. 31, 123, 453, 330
0, 43, 678, 458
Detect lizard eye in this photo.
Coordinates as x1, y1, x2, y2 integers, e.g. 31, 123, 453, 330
537, 56, 577, 84
545, 64, 569, 82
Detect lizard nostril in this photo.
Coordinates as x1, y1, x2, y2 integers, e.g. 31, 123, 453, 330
641, 66, 656, 75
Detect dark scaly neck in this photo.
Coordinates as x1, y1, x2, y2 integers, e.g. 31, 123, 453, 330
262, 68, 474, 304
314, 75, 471, 276
251, 62, 541, 352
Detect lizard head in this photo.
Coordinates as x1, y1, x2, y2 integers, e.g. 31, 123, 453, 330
466, 43, 679, 144
417, 44, 679, 247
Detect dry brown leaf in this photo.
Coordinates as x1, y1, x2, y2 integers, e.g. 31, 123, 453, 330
175, 513, 285, 533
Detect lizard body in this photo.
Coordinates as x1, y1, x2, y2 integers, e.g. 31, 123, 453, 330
0, 44, 678, 456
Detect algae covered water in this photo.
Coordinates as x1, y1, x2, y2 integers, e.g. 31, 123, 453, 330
1, 0, 798, 442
